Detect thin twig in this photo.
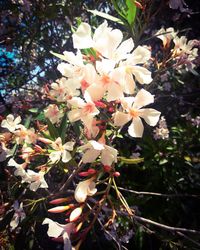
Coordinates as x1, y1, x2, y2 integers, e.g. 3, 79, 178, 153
177, 231, 200, 248
117, 186, 200, 199
133, 215, 200, 235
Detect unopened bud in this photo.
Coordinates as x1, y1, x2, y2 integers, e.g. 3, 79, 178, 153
78, 171, 90, 177
94, 101, 107, 108
108, 107, 115, 113
69, 207, 83, 222
113, 171, 120, 177
49, 198, 69, 205
48, 205, 70, 213
87, 168, 97, 175
34, 145, 44, 153
134, 1, 143, 10
38, 137, 52, 144
103, 165, 112, 172
74, 222, 83, 233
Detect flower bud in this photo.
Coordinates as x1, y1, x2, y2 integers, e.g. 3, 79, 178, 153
38, 137, 52, 144
87, 168, 97, 175
103, 165, 112, 172
113, 171, 120, 177
48, 205, 70, 213
69, 207, 83, 222
49, 198, 69, 205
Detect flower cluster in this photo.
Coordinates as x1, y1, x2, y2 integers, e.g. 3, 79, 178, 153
156, 27, 198, 71
1, 21, 161, 249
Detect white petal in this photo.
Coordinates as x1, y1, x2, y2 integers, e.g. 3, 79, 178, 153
29, 181, 41, 191
139, 108, 161, 126
106, 82, 124, 102
63, 141, 75, 151
49, 151, 61, 163
43, 218, 65, 238
133, 89, 154, 109
90, 140, 104, 150
72, 23, 94, 49
82, 148, 101, 163
113, 111, 131, 127
128, 118, 144, 138
62, 150, 72, 163
101, 146, 118, 166
86, 84, 105, 101
68, 109, 82, 122
115, 38, 134, 61
130, 46, 151, 64
14, 116, 22, 125
132, 66, 152, 84
63, 51, 83, 66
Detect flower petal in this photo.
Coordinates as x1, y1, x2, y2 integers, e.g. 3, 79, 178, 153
72, 23, 94, 49
113, 111, 131, 127
82, 148, 101, 163
43, 218, 65, 238
133, 89, 154, 109
128, 117, 144, 138
139, 108, 161, 126
62, 150, 72, 163
131, 66, 152, 84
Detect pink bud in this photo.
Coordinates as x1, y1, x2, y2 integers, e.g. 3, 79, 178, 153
87, 168, 97, 175
103, 165, 112, 172
94, 101, 107, 108
108, 107, 115, 113
38, 137, 52, 144
69, 207, 83, 222
34, 145, 44, 153
78, 171, 90, 177
49, 198, 69, 205
113, 171, 120, 177
48, 205, 70, 213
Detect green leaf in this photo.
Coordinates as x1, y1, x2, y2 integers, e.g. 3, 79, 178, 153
50, 51, 66, 61
28, 108, 39, 113
24, 115, 32, 128
87, 9, 124, 25
46, 118, 59, 139
125, 0, 137, 25
119, 157, 144, 164
35, 112, 45, 121
59, 113, 68, 143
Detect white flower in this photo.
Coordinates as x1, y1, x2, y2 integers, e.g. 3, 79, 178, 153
49, 77, 80, 102
74, 177, 97, 203
44, 104, 63, 124
14, 125, 37, 144
49, 137, 74, 163
43, 218, 74, 250
8, 158, 48, 191
79, 140, 118, 166
113, 89, 161, 137
8, 158, 27, 178
10, 201, 26, 230
1, 114, 21, 133
156, 27, 177, 47
86, 59, 124, 101
68, 92, 99, 126
72, 21, 134, 63
24, 170, 48, 191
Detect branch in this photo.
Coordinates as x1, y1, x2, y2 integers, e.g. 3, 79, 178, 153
133, 215, 200, 235
117, 186, 200, 199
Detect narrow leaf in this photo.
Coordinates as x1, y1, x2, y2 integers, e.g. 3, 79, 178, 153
119, 157, 144, 164
87, 9, 124, 25
46, 118, 59, 139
